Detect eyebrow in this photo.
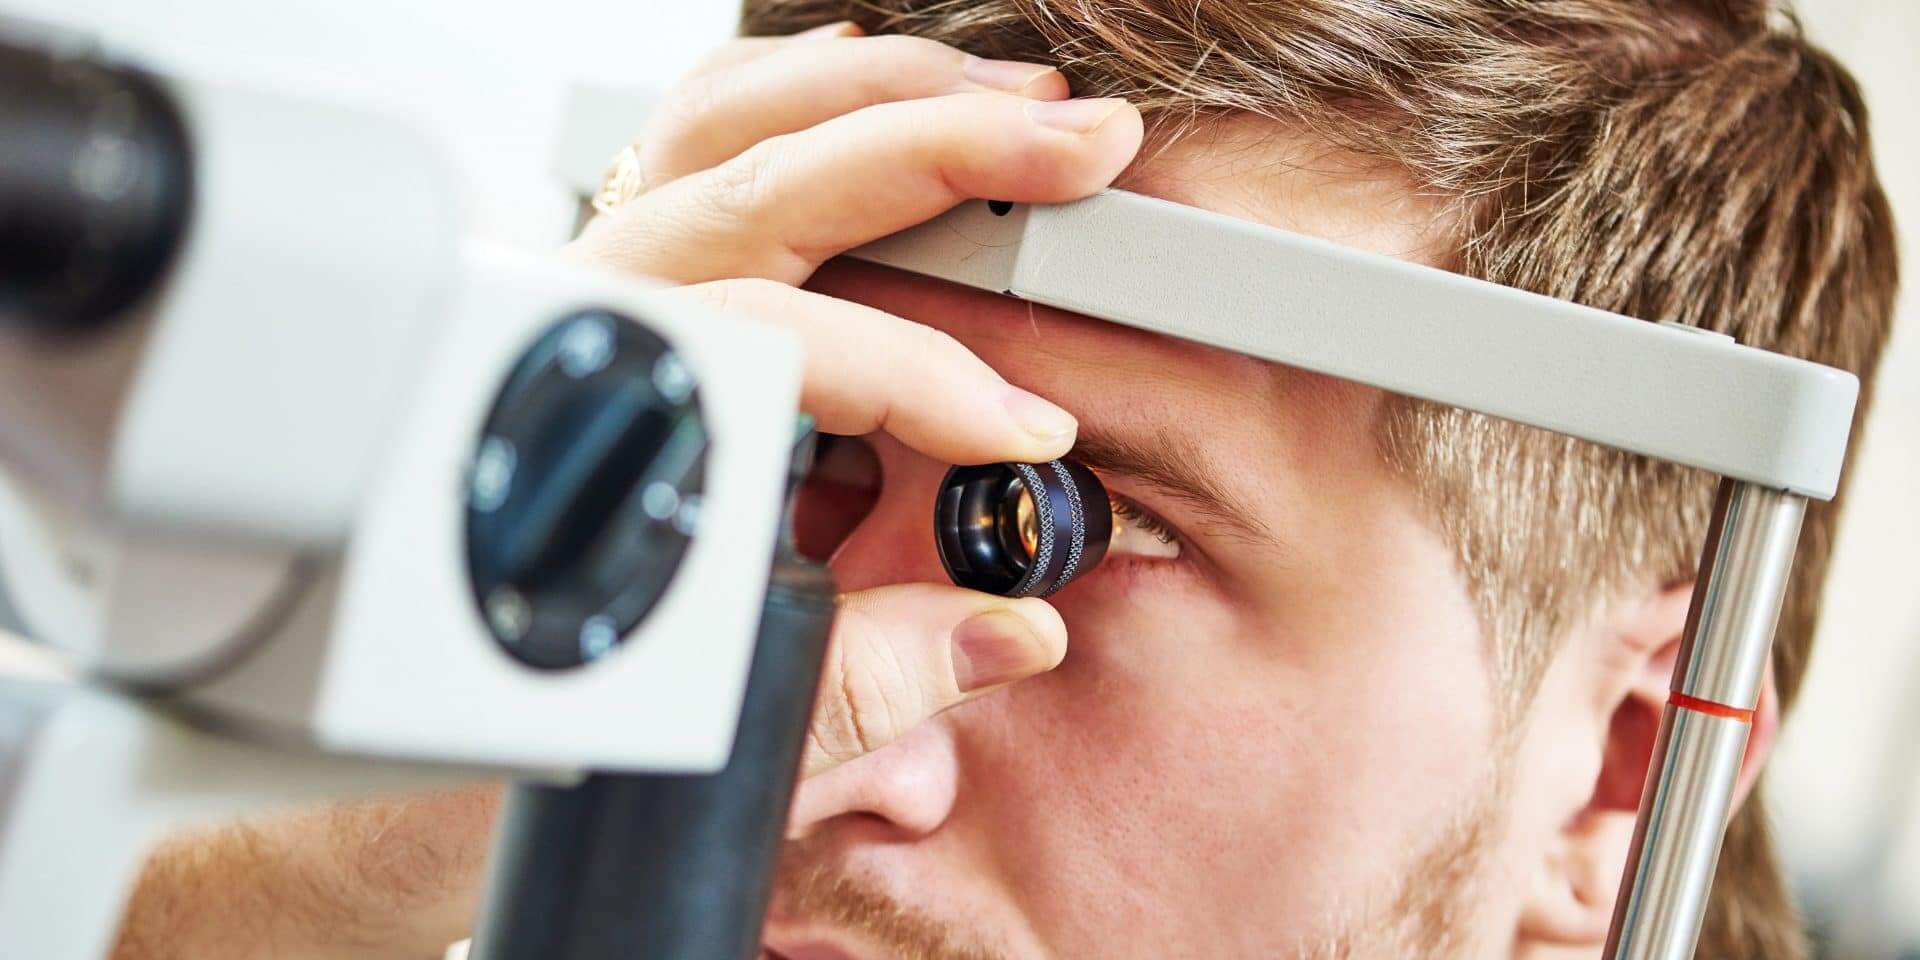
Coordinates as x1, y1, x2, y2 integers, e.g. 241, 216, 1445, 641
1070, 426, 1280, 548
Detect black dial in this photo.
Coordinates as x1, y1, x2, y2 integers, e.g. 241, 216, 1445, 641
465, 311, 707, 669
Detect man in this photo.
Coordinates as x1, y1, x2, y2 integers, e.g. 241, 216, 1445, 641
111, 1, 1897, 958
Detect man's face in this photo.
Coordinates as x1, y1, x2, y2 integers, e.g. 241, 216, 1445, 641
766, 124, 1519, 959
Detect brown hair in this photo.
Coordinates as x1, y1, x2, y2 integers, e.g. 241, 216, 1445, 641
742, 1, 1899, 954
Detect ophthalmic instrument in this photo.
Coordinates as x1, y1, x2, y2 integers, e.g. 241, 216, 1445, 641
0, 34, 833, 960
0, 23, 1861, 959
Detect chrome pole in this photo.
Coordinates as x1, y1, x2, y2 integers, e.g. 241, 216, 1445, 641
1606, 479, 1806, 959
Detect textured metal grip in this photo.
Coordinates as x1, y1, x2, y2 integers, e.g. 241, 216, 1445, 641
1049, 459, 1087, 594
471, 553, 835, 960
1009, 463, 1055, 598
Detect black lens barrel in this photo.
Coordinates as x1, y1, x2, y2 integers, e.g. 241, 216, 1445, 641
935, 458, 1109, 598
0, 38, 193, 334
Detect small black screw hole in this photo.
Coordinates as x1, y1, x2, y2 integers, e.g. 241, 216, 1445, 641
987, 200, 1014, 216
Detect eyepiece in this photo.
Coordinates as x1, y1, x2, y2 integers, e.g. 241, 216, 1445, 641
935, 459, 1110, 598
0, 39, 193, 334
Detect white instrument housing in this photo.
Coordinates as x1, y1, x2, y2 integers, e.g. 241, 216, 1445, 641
0, 67, 807, 960
184, 244, 803, 773
0, 74, 805, 774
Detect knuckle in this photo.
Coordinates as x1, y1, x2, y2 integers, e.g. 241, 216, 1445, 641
908, 322, 969, 368
905, 324, 985, 389
689, 38, 763, 76
811, 643, 872, 763
814, 605, 928, 762
1003, 119, 1072, 174
650, 72, 722, 140
694, 140, 818, 275
701, 140, 784, 221
697, 276, 787, 317
637, 66, 744, 176
826, 37, 970, 111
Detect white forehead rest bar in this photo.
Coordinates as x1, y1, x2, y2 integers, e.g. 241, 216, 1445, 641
850, 190, 1857, 500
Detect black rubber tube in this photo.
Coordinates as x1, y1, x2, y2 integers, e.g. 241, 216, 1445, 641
0, 38, 192, 333
471, 550, 834, 960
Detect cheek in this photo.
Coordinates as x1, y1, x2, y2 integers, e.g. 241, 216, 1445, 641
936, 492, 1497, 947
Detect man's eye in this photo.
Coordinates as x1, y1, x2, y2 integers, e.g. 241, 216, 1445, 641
1109, 496, 1181, 560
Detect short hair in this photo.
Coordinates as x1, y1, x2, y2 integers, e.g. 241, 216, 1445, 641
741, 1, 1900, 953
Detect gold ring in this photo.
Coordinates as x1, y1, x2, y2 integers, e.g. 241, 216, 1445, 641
591, 144, 646, 216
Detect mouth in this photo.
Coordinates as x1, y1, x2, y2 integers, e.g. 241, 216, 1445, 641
760, 942, 862, 960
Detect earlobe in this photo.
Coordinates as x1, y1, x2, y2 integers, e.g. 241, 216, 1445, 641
1518, 809, 1633, 945
1518, 663, 1668, 946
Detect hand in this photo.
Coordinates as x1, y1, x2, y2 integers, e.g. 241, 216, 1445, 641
572, 21, 1143, 776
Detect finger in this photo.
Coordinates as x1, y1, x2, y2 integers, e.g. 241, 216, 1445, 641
588, 24, 863, 203
670, 279, 1074, 462
803, 585, 1065, 779
574, 92, 1144, 286
686, 21, 864, 79
640, 34, 1069, 190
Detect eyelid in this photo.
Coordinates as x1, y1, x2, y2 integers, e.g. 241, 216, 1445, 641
1108, 492, 1183, 560
1111, 495, 1176, 543
1083, 465, 1201, 564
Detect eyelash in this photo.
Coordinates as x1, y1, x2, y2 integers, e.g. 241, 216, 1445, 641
1111, 494, 1180, 547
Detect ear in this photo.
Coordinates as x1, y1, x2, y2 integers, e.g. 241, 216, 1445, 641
1518, 579, 1781, 949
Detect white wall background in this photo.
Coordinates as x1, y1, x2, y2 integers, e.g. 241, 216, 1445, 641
1771, 4, 1920, 955
1, 0, 1915, 953
0, 1, 741, 243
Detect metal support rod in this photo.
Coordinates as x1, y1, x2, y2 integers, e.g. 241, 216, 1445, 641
1606, 479, 1806, 959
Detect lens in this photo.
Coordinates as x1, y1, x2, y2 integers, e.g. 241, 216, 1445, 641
934, 458, 1111, 597
1009, 482, 1040, 558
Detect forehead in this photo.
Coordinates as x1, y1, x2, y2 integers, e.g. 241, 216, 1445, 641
1125, 114, 1453, 264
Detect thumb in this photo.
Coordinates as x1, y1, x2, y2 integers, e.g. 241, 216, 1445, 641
802, 584, 1066, 779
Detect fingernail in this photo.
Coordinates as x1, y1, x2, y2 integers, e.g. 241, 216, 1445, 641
1025, 97, 1128, 133
797, 20, 860, 39
1003, 387, 1077, 444
951, 610, 1049, 692
962, 55, 1060, 94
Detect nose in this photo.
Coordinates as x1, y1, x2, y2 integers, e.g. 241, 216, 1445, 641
788, 433, 964, 837
787, 721, 960, 839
